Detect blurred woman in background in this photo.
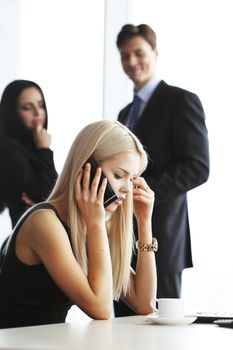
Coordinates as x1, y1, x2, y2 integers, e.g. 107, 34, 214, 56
0, 80, 57, 227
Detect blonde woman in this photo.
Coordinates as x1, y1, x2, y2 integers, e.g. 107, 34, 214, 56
0, 120, 157, 328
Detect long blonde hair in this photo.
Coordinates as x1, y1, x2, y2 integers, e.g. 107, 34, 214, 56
49, 120, 148, 299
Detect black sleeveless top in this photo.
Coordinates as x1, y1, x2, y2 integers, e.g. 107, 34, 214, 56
0, 203, 73, 328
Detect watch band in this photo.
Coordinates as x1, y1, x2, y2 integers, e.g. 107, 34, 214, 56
136, 237, 158, 252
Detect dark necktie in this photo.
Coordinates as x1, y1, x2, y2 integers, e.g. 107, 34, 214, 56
125, 94, 142, 130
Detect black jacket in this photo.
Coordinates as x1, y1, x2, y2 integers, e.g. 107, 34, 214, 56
118, 80, 209, 273
0, 138, 57, 227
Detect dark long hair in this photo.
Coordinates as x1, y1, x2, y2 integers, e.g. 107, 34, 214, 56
0, 79, 48, 212
0, 79, 48, 141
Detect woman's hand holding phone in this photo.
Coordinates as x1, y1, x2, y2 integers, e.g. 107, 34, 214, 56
88, 157, 118, 207
75, 162, 107, 229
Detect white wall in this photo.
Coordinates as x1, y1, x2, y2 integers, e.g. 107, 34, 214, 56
18, 0, 105, 172
0, 0, 19, 95
103, 0, 132, 119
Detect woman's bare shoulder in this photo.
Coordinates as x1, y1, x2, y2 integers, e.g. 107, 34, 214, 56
22, 207, 68, 246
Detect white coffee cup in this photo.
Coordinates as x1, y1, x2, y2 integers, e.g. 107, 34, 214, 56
157, 298, 184, 319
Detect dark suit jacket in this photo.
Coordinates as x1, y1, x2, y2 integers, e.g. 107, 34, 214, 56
118, 80, 209, 274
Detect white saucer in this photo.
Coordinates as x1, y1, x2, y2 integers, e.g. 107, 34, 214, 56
146, 314, 197, 325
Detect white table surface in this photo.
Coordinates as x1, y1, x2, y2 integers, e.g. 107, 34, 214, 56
0, 315, 232, 350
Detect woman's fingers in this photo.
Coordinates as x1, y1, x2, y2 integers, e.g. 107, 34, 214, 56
133, 177, 151, 194
82, 163, 91, 191
133, 177, 154, 204
75, 162, 107, 205
89, 166, 107, 203
96, 177, 107, 202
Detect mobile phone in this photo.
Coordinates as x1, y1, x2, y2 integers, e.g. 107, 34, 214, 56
86, 157, 118, 207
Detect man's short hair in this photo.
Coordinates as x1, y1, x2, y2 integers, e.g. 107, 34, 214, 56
116, 24, 157, 50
